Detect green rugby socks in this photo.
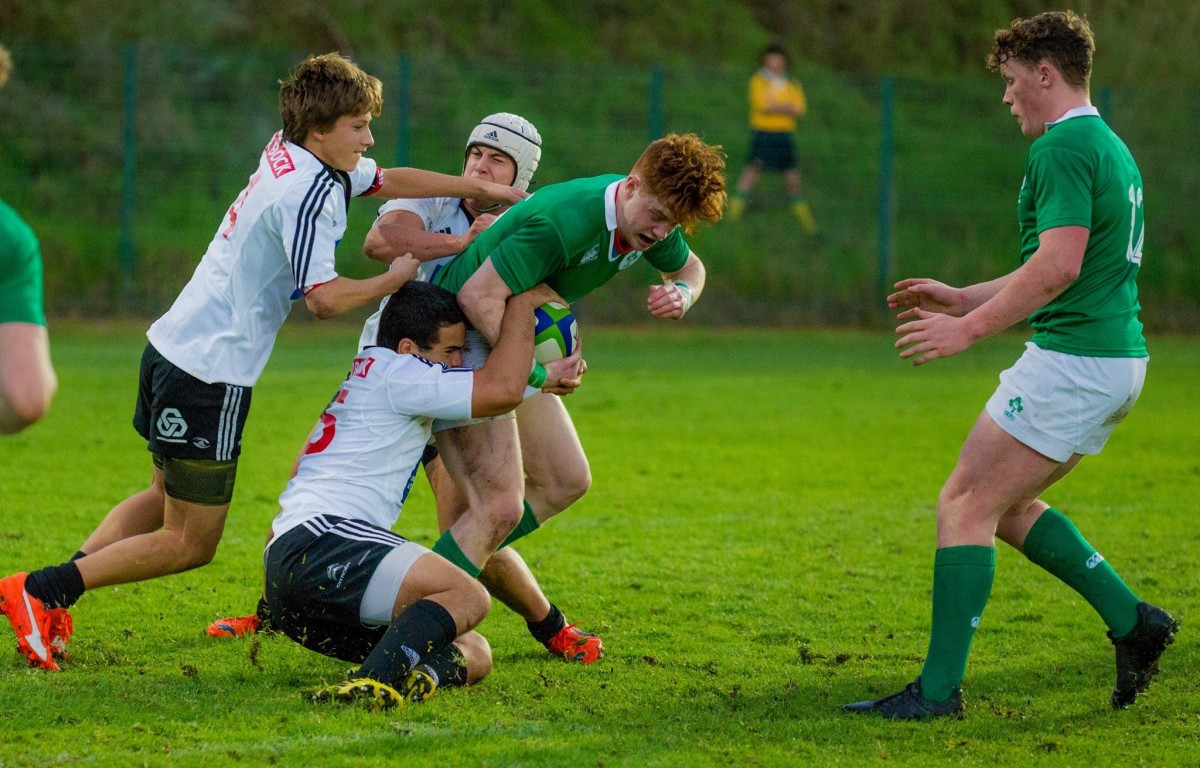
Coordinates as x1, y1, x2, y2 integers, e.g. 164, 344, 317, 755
498, 501, 541, 550
431, 530, 482, 578
1022, 507, 1140, 638
920, 545, 996, 702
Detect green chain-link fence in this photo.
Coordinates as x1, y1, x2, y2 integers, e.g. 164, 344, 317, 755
1, 43, 1196, 328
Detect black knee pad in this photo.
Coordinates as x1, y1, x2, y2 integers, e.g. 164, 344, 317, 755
161, 456, 238, 505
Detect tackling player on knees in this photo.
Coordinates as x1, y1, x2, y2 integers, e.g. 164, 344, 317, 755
0, 53, 526, 672
264, 280, 581, 708
208, 114, 605, 665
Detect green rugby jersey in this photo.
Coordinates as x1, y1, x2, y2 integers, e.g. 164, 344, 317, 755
0, 199, 46, 326
1018, 109, 1146, 357
434, 175, 690, 303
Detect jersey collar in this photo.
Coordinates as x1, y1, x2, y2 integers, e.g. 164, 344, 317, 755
604, 179, 621, 233
606, 180, 636, 255
1046, 105, 1100, 127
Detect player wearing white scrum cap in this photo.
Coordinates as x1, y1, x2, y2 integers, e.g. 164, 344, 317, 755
465, 112, 542, 193
208, 114, 605, 667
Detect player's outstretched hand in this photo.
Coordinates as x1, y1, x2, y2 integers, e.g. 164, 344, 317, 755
389, 253, 419, 282
542, 342, 585, 396
895, 307, 972, 366
887, 278, 966, 317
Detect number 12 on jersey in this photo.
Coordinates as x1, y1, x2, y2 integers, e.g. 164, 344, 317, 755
1127, 183, 1144, 265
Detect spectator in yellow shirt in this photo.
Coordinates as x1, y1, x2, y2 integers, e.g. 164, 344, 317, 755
729, 43, 816, 232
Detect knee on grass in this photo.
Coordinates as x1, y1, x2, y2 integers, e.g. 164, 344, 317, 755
454, 631, 494, 685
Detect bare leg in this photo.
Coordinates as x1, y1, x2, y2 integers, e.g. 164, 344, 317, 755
75, 480, 230, 589
735, 164, 761, 197
434, 395, 589, 620
434, 418, 524, 567
481, 548, 550, 623
393, 553, 491, 633
517, 394, 590, 524
0, 322, 56, 434
936, 413, 1077, 547
79, 468, 168, 554
784, 168, 803, 199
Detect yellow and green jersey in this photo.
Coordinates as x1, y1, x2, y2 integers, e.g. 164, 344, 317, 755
748, 69, 806, 133
1019, 109, 1146, 357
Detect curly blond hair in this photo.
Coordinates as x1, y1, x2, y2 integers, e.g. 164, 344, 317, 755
632, 134, 727, 234
987, 11, 1095, 90
279, 53, 383, 144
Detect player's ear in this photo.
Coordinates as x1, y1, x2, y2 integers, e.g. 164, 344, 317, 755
623, 174, 642, 200
396, 338, 419, 355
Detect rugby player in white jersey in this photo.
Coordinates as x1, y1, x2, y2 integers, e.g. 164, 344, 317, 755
0, 53, 525, 672
270, 279, 581, 708
208, 114, 605, 664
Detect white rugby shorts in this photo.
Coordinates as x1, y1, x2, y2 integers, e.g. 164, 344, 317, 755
985, 342, 1147, 462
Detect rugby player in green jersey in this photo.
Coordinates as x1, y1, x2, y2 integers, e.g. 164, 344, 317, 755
0, 44, 56, 435
426, 134, 726, 644
845, 11, 1176, 721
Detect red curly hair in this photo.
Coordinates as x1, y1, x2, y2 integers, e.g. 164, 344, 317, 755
632, 134, 727, 234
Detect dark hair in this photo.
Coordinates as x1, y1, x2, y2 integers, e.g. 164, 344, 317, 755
987, 11, 1095, 90
761, 43, 789, 65
279, 53, 383, 144
376, 281, 466, 351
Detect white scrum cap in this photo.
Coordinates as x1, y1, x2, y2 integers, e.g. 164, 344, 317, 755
466, 113, 542, 190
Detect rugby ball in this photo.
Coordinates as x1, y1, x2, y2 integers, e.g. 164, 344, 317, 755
533, 301, 579, 364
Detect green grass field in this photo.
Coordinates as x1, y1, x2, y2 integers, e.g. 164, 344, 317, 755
1, 322, 1197, 767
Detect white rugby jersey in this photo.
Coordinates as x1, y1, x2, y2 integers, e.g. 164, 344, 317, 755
357, 196, 471, 350
269, 348, 474, 542
148, 131, 384, 386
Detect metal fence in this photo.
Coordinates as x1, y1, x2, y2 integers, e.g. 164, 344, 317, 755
1, 43, 1196, 328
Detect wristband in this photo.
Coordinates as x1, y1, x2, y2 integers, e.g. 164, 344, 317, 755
528, 361, 547, 388
672, 280, 695, 312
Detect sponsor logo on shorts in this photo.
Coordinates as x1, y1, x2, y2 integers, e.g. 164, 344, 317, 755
970, 616, 981, 628
156, 408, 188, 443
1003, 396, 1024, 422
192, 436, 211, 450
1086, 552, 1105, 570
327, 562, 349, 587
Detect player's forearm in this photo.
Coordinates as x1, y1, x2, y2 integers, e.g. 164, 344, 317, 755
378, 168, 500, 203
364, 223, 465, 264
959, 274, 1013, 313
666, 255, 707, 303
304, 272, 408, 320
471, 294, 537, 416
962, 254, 1077, 342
